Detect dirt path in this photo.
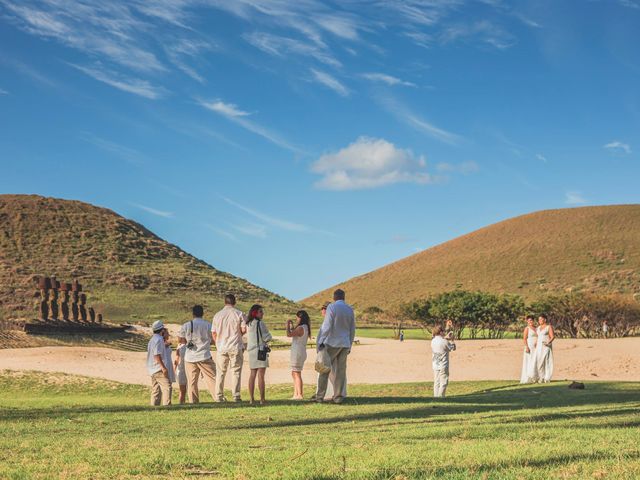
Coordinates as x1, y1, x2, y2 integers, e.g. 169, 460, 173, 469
0, 337, 638, 387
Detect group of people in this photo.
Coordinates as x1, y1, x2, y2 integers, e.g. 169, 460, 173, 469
520, 314, 555, 384
146, 289, 356, 406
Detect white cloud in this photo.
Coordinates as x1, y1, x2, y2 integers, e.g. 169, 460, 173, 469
165, 38, 214, 84
222, 197, 311, 233
378, 96, 462, 145
131, 203, 173, 218
0, 88, 8, 95
440, 20, 515, 49
435, 161, 479, 174
244, 31, 341, 68
80, 132, 146, 165
70, 63, 166, 99
311, 136, 432, 190
536, 153, 548, 163
204, 224, 238, 242
604, 141, 631, 154
310, 69, 349, 96
361, 73, 416, 87
232, 222, 268, 239
565, 191, 587, 205
199, 99, 302, 153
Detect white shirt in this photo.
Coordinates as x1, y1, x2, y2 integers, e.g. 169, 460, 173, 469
163, 344, 175, 383
317, 300, 356, 349
211, 306, 246, 353
146, 333, 165, 375
431, 335, 456, 371
178, 317, 213, 363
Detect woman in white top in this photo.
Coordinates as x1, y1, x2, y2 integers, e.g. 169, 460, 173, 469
520, 315, 538, 384
535, 314, 555, 383
174, 343, 187, 404
286, 310, 310, 400
246, 304, 272, 405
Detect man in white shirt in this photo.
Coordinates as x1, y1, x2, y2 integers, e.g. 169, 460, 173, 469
431, 324, 456, 398
212, 293, 247, 402
147, 320, 171, 406
315, 289, 356, 404
178, 305, 216, 404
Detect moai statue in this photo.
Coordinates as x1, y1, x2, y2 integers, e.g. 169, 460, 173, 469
79, 293, 88, 322
97, 313, 103, 323
60, 283, 71, 321
89, 306, 96, 323
71, 280, 82, 322
36, 276, 51, 320
48, 279, 60, 321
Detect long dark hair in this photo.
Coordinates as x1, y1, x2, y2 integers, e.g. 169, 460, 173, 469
247, 304, 263, 324
296, 310, 310, 330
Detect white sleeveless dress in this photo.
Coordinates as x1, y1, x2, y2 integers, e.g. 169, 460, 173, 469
290, 324, 309, 372
535, 325, 554, 383
520, 326, 538, 384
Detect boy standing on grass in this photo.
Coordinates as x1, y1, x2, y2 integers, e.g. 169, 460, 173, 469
431, 324, 456, 398
147, 320, 171, 406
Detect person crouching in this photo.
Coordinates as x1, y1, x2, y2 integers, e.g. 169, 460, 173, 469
147, 320, 172, 406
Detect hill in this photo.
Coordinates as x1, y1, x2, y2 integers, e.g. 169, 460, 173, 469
0, 194, 295, 323
304, 205, 640, 310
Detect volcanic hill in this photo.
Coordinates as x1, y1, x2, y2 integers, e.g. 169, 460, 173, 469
304, 205, 640, 310
0, 195, 294, 323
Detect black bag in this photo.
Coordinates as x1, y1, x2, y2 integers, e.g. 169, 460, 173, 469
256, 319, 270, 361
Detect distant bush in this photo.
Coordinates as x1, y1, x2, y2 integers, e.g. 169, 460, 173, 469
530, 293, 640, 338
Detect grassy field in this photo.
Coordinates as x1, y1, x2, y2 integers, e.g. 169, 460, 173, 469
1, 371, 639, 479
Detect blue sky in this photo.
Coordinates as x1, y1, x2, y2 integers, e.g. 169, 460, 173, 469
1, 0, 639, 301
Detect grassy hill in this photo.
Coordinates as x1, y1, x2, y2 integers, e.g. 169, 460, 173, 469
305, 205, 640, 311
0, 194, 296, 324
1, 371, 639, 479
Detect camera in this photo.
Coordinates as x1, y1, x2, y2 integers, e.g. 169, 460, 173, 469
257, 345, 271, 361
186, 341, 196, 350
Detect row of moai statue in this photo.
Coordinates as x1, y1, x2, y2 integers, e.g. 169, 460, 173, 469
35, 276, 103, 323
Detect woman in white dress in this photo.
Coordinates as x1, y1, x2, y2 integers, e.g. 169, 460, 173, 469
286, 310, 310, 400
246, 304, 272, 405
520, 315, 538, 384
535, 314, 555, 383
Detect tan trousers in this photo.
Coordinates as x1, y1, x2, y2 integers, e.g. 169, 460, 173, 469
215, 350, 243, 401
315, 346, 349, 403
185, 358, 217, 404
150, 371, 172, 406
433, 369, 449, 398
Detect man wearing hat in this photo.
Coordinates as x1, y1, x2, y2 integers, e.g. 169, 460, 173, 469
147, 320, 172, 406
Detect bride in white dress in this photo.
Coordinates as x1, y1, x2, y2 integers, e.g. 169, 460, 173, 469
535, 314, 555, 383
520, 315, 538, 384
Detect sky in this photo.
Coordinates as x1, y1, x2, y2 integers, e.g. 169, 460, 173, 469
1, 0, 639, 301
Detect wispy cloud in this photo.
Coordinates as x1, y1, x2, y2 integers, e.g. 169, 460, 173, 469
199, 99, 302, 153
361, 72, 416, 87
0, 87, 8, 95
565, 191, 587, 205
222, 196, 311, 233
165, 38, 214, 84
536, 153, 548, 163
232, 222, 268, 239
435, 161, 479, 175
378, 96, 462, 145
244, 31, 341, 68
70, 63, 166, 99
80, 132, 146, 165
311, 136, 432, 190
204, 223, 238, 242
310, 69, 349, 96
131, 202, 174, 218
440, 20, 515, 49
604, 141, 631, 154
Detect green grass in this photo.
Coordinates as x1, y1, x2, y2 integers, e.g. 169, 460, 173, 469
1, 371, 639, 479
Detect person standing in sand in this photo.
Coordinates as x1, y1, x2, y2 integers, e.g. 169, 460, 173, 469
431, 324, 456, 398
211, 294, 247, 402
287, 310, 310, 400
314, 289, 356, 404
178, 305, 217, 404
147, 320, 171, 406
535, 314, 554, 383
520, 315, 538, 384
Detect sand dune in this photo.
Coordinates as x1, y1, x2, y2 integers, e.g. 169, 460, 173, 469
1, 337, 638, 389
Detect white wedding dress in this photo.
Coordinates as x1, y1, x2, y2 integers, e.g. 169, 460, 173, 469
535, 325, 554, 383
520, 326, 538, 384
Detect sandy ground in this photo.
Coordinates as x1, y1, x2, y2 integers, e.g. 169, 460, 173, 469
1, 337, 638, 388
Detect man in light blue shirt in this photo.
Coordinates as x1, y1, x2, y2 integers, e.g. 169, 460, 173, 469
315, 289, 355, 404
